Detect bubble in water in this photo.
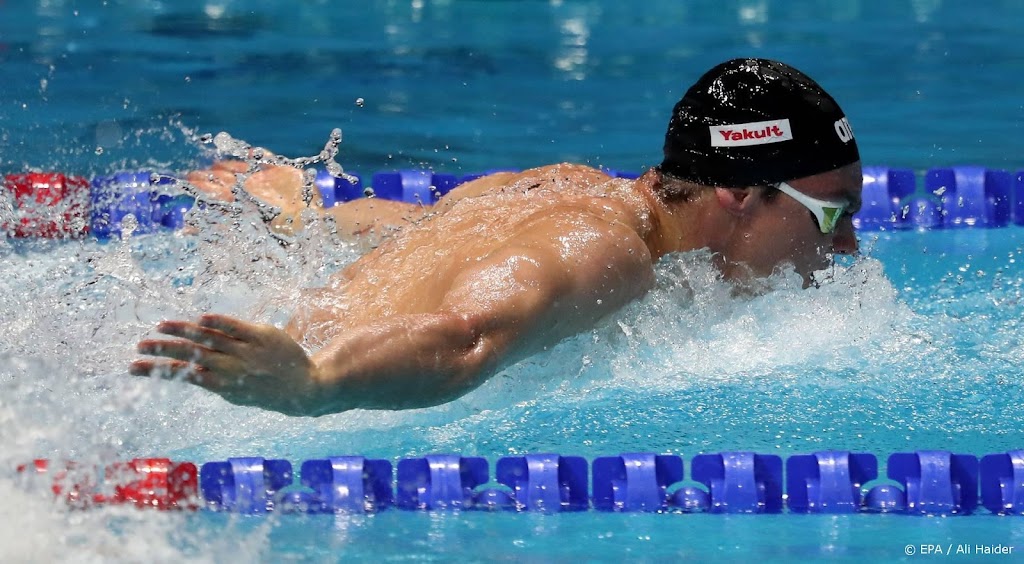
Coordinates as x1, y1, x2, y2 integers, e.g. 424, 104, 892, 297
355, 97, 365, 107
363, 187, 375, 198
94, 147, 104, 155
199, 133, 213, 143
120, 213, 138, 237
213, 131, 247, 156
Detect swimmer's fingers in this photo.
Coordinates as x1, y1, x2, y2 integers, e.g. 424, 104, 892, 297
135, 338, 240, 375
197, 314, 264, 343
129, 358, 187, 378
241, 166, 309, 211
128, 359, 229, 390
185, 169, 236, 201
136, 338, 210, 363
154, 320, 245, 355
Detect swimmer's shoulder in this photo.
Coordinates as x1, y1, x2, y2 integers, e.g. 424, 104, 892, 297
433, 162, 611, 209
518, 162, 611, 181
446, 162, 652, 225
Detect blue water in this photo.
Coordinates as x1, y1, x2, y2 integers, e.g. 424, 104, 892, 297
2, 1, 1024, 562
5, 0, 1024, 175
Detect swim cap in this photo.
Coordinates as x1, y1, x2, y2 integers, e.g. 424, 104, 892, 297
660, 58, 859, 187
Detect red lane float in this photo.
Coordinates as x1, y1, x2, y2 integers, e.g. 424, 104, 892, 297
17, 458, 198, 510
3, 173, 90, 238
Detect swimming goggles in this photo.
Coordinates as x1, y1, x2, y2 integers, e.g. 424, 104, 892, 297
774, 181, 849, 234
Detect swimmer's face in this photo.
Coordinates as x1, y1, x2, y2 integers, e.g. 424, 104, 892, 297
729, 161, 863, 285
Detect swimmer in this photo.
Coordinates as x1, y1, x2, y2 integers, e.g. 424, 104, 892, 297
131, 58, 863, 416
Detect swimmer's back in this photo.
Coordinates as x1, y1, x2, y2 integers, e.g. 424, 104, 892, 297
289, 163, 655, 341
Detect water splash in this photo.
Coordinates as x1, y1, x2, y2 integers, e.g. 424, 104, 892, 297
3, 127, 1024, 558
0, 127, 369, 560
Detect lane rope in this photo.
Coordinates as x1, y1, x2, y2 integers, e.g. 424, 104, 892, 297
16, 450, 1024, 515
3, 166, 1024, 239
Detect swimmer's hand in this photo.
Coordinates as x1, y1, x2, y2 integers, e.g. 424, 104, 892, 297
187, 160, 308, 213
186, 159, 316, 235
130, 314, 328, 416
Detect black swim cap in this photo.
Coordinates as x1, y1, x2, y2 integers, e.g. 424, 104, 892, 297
660, 58, 859, 187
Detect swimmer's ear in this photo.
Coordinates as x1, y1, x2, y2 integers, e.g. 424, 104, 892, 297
714, 186, 757, 216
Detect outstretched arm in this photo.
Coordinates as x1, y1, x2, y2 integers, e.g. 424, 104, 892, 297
185, 161, 543, 239
132, 212, 653, 416
186, 160, 427, 237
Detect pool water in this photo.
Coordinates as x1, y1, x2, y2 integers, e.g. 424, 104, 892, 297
3, 1, 1024, 562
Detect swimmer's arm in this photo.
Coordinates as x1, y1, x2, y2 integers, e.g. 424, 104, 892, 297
319, 170, 525, 236
186, 161, 427, 237
309, 216, 653, 413
321, 198, 425, 238
131, 216, 651, 415
320, 166, 611, 241
186, 164, 595, 238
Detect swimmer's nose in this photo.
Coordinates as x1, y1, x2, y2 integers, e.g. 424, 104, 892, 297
831, 218, 858, 255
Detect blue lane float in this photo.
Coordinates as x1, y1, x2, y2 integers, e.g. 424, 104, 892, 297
199, 457, 293, 513
925, 167, 1013, 229
691, 452, 784, 514
592, 453, 683, 512
20, 450, 1024, 515
786, 451, 876, 513
7, 165, 1024, 239
495, 453, 589, 512
395, 454, 489, 510
889, 451, 979, 515
857, 166, 916, 230
371, 170, 460, 204
299, 456, 393, 513
980, 450, 1024, 515
89, 171, 195, 239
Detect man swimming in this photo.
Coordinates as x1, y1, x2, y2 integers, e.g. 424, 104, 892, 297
131, 58, 863, 416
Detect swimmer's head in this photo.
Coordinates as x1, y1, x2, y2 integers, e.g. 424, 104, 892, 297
659, 58, 859, 190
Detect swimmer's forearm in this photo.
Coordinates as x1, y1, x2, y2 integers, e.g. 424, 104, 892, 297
323, 199, 427, 237
265, 199, 426, 239
306, 312, 498, 412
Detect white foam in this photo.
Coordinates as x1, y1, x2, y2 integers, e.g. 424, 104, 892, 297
452, 250, 917, 405
0, 133, 366, 558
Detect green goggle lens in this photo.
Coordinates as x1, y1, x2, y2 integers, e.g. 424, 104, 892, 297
775, 181, 849, 235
